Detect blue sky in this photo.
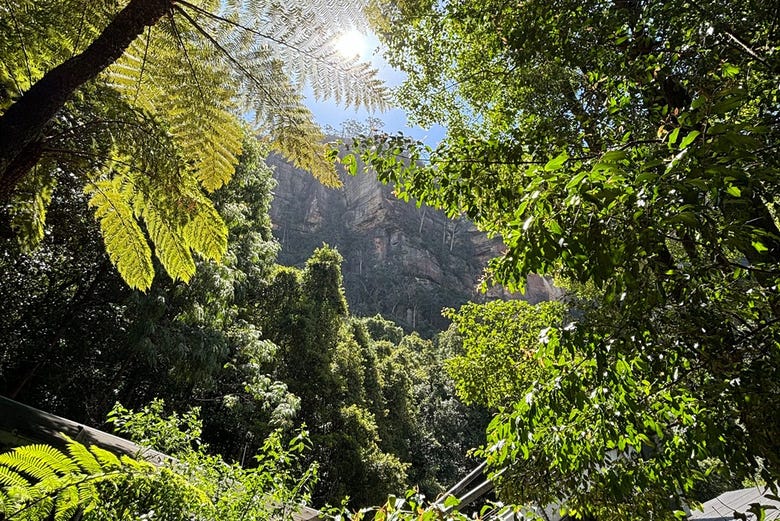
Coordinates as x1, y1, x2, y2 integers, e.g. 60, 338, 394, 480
304, 33, 445, 144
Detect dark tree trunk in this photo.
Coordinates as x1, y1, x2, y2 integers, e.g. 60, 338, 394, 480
0, 0, 172, 201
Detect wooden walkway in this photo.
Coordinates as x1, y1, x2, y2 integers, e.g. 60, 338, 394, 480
0, 395, 167, 464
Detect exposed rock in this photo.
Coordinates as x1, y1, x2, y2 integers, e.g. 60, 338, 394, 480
268, 155, 561, 335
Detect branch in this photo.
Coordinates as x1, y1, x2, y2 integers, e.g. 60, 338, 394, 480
0, 0, 173, 201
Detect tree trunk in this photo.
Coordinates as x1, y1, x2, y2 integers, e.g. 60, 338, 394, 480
0, 0, 172, 201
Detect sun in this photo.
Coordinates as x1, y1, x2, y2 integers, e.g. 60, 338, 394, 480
333, 30, 367, 60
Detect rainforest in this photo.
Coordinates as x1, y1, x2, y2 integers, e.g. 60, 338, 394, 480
1, 0, 778, 520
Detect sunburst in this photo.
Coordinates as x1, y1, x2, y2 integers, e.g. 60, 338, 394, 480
333, 30, 367, 60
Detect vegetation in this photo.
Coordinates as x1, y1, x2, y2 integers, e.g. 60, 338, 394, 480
2, 0, 779, 520
1, 139, 487, 512
0, 404, 317, 521
0, 0, 388, 290
351, 0, 780, 518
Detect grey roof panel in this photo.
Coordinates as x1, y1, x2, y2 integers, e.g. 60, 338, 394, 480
689, 487, 780, 520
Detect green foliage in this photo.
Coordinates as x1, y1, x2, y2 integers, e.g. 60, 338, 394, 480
1, 150, 488, 510
0, 436, 187, 521
107, 399, 203, 456
0, 135, 282, 442
444, 300, 566, 410
362, 315, 405, 344
0, 401, 318, 521
355, 0, 780, 517
0, 0, 390, 290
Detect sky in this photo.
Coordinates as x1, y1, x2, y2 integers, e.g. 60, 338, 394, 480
303, 32, 446, 145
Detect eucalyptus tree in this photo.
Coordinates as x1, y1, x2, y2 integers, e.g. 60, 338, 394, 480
354, 0, 780, 518
0, 0, 388, 290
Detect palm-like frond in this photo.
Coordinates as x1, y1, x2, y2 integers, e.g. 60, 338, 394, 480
85, 175, 155, 291
3, 0, 389, 289
0, 436, 187, 521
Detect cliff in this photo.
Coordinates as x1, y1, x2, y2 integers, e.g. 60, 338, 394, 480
267, 155, 561, 335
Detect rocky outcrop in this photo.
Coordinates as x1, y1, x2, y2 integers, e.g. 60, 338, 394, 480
268, 155, 561, 335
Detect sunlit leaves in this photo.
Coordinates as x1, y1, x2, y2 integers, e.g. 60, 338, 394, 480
85, 177, 154, 291
358, 0, 780, 517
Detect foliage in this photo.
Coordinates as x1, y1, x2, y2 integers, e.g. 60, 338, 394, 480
0, 436, 205, 521
443, 300, 566, 410
107, 399, 203, 456
0, 135, 283, 435
354, 0, 780, 518
251, 250, 489, 506
255, 247, 410, 506
0, 0, 389, 290
0, 140, 488, 510
0, 402, 317, 521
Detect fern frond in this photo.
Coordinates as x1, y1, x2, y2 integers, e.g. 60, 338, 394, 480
269, 104, 341, 187
141, 202, 197, 283
77, 480, 100, 514
88, 446, 122, 470
181, 194, 229, 261
181, 0, 391, 111
105, 17, 245, 193
85, 176, 154, 291
62, 437, 101, 476
0, 448, 61, 482
54, 486, 80, 521
167, 100, 243, 192
4, 444, 80, 476
0, 466, 30, 488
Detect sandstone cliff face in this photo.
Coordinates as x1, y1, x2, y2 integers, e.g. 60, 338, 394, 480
268, 155, 561, 335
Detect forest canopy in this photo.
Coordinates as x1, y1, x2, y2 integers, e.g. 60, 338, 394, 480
353, 0, 780, 518
1, 0, 780, 520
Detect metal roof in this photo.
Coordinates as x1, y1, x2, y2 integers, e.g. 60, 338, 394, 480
688, 487, 780, 520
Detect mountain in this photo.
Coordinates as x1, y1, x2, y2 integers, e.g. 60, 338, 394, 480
267, 155, 561, 336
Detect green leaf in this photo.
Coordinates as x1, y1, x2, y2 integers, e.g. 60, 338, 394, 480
85, 178, 154, 291
679, 130, 700, 149
142, 203, 196, 283
601, 150, 627, 162
667, 127, 680, 146
182, 198, 228, 262
545, 151, 568, 171
726, 185, 741, 197
443, 495, 461, 508
721, 63, 740, 78
752, 241, 769, 253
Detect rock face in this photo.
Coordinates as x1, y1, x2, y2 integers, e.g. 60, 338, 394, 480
268, 155, 561, 335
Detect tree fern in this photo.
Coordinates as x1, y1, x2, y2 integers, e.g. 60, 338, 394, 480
142, 202, 198, 283
0, 437, 129, 520
0, 435, 214, 521
85, 176, 155, 291
1, 0, 390, 290
181, 192, 229, 262
0, 418, 318, 521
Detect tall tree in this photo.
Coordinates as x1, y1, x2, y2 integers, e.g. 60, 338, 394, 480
356, 0, 780, 518
0, 0, 388, 289
0, 136, 286, 424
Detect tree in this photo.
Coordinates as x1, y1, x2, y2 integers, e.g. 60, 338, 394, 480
255, 247, 412, 507
356, 0, 780, 518
443, 300, 566, 410
0, 136, 289, 429
0, 0, 388, 290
